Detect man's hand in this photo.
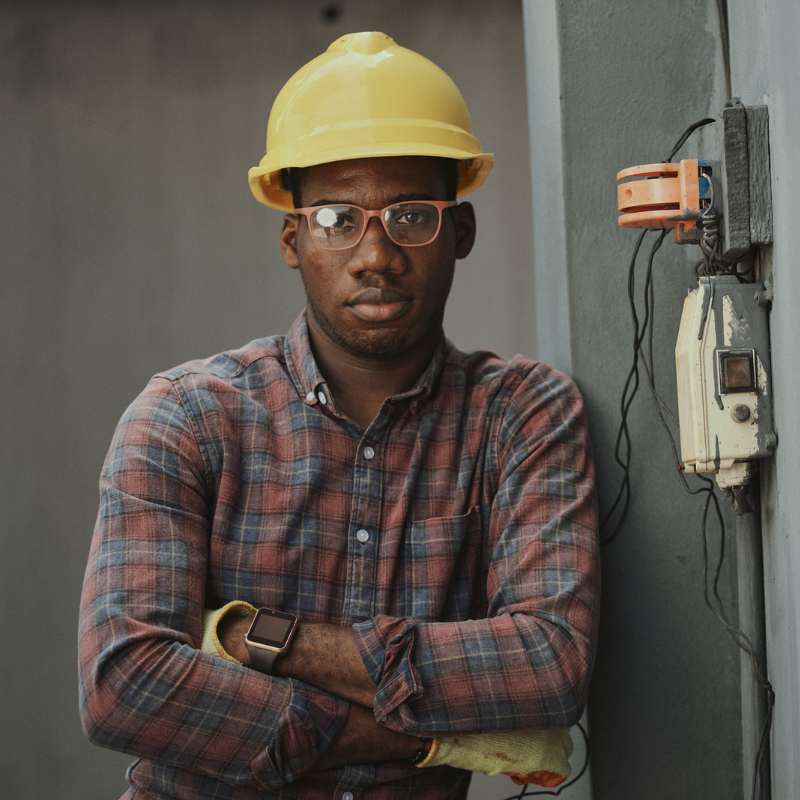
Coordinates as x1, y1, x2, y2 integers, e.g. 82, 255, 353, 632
312, 704, 423, 770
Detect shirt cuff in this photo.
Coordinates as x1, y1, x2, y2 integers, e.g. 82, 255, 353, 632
352, 615, 425, 732
252, 678, 350, 788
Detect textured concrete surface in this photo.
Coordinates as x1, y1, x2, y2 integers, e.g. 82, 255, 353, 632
728, 1, 800, 796
524, 1, 743, 798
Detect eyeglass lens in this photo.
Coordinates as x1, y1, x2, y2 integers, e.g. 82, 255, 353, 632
308, 203, 443, 249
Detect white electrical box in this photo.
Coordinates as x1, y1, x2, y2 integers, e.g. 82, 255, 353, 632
675, 275, 775, 489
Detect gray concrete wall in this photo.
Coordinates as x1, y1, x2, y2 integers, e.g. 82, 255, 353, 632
727, 1, 800, 796
524, 1, 744, 798
0, 2, 534, 799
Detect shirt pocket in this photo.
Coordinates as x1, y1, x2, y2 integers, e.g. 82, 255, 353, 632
403, 506, 484, 622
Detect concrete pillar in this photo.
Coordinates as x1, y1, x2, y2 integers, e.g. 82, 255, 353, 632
523, 1, 744, 797
728, 1, 800, 797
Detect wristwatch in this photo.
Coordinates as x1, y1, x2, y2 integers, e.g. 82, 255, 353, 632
244, 608, 299, 674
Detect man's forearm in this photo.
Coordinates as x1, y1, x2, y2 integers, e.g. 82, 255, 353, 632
217, 613, 426, 766
215, 608, 577, 786
218, 614, 378, 707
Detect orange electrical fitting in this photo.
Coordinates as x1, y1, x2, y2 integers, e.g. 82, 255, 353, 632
617, 158, 702, 244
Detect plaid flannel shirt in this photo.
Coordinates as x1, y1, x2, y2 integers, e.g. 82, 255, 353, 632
79, 312, 599, 800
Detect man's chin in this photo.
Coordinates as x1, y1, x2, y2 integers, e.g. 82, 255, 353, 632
332, 329, 414, 360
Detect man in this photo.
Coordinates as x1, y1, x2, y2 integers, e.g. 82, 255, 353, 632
79, 32, 599, 800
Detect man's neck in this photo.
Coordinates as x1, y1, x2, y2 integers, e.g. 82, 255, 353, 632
306, 324, 439, 430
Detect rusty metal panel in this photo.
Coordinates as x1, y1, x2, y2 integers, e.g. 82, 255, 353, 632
719, 106, 751, 259
746, 105, 774, 245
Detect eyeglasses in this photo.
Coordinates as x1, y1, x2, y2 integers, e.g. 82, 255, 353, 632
294, 201, 457, 250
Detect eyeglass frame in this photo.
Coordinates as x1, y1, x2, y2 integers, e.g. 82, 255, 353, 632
293, 200, 458, 250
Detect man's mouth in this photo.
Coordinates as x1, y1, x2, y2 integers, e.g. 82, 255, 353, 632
347, 287, 412, 322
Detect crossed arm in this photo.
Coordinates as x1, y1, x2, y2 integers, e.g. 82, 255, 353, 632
210, 611, 575, 785
215, 614, 426, 769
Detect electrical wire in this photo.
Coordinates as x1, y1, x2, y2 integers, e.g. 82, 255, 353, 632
603, 114, 775, 800
697, 476, 775, 800
499, 722, 590, 800
663, 118, 715, 163
601, 117, 715, 546
599, 229, 666, 545
696, 180, 751, 280
495, 10, 734, 796
644, 387, 775, 800
602, 112, 774, 798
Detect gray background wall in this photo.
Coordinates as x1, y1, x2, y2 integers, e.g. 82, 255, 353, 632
0, 2, 536, 799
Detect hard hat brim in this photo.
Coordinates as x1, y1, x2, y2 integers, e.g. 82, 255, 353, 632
249, 148, 494, 211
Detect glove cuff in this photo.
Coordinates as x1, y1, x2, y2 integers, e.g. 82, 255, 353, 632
201, 601, 257, 664
414, 738, 440, 769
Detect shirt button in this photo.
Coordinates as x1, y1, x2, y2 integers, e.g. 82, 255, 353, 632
356, 529, 370, 543
343, 793, 354, 800
317, 391, 327, 405
305, 392, 315, 402
363, 446, 375, 460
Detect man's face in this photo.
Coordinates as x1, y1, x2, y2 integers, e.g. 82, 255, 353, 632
280, 156, 476, 363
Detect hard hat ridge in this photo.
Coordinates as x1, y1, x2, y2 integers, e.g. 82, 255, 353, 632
248, 32, 494, 210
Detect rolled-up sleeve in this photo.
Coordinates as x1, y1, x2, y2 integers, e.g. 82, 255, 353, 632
78, 377, 349, 789
353, 365, 600, 735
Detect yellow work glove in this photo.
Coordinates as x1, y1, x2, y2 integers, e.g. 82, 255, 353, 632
417, 728, 573, 788
200, 601, 257, 665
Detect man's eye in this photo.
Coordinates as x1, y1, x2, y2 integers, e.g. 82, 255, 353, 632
315, 208, 356, 231
391, 206, 433, 226
397, 212, 423, 225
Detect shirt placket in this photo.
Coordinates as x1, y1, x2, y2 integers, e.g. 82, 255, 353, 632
342, 420, 388, 625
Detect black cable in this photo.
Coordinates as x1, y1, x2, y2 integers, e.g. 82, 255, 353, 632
663, 118, 715, 163
600, 230, 666, 545
499, 722, 591, 800
601, 117, 716, 546
696, 476, 775, 800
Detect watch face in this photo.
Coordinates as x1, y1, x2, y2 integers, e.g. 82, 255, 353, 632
247, 609, 297, 649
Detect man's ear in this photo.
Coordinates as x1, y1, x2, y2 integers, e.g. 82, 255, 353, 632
452, 202, 476, 260
280, 214, 300, 269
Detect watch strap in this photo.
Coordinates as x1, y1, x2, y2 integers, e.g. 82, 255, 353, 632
247, 644, 279, 674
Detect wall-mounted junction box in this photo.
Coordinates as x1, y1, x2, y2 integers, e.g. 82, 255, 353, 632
675, 276, 775, 489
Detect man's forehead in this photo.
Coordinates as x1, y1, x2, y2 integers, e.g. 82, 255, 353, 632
298, 156, 449, 204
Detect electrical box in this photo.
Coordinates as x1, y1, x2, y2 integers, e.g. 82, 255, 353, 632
617, 158, 715, 245
675, 276, 775, 489
616, 105, 776, 499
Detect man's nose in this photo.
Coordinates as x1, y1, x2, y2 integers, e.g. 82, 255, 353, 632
346, 217, 406, 277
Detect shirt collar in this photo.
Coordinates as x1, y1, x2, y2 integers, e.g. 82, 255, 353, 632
285, 310, 328, 400
284, 309, 447, 411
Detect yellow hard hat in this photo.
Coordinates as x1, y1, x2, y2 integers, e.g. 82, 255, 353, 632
248, 31, 494, 210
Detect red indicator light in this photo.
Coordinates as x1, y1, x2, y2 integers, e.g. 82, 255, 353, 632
719, 352, 755, 393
